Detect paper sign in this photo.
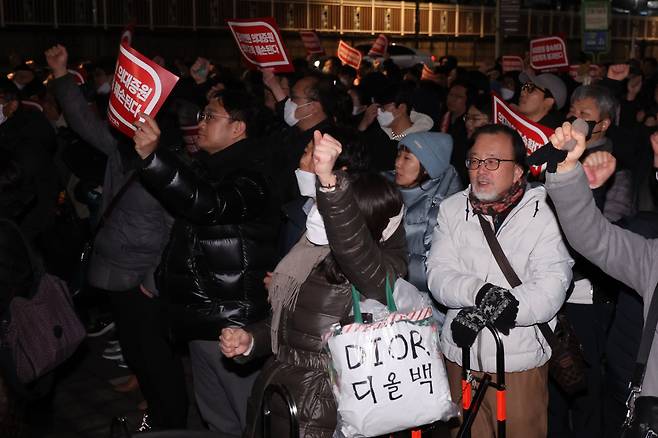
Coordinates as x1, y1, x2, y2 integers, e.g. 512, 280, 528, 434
107, 43, 179, 138
421, 64, 439, 82
492, 92, 554, 176
368, 34, 388, 57
300, 30, 325, 56
501, 56, 524, 73
226, 17, 293, 73
337, 40, 362, 70
530, 36, 568, 70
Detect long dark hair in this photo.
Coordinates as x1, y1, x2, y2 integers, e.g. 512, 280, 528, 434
319, 172, 403, 284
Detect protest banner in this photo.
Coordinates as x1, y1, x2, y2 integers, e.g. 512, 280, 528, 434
299, 30, 325, 56
337, 40, 362, 70
107, 43, 179, 138
226, 17, 293, 73
501, 56, 524, 73
368, 34, 388, 57
529, 36, 569, 70
492, 92, 554, 176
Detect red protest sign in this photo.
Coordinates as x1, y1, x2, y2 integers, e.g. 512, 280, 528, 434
501, 56, 524, 73
368, 34, 388, 57
492, 92, 554, 176
107, 44, 179, 138
421, 64, 439, 82
300, 31, 325, 56
530, 36, 568, 70
337, 40, 362, 70
226, 17, 293, 73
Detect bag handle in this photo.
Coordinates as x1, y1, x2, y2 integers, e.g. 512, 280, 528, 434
630, 282, 658, 391
350, 275, 396, 324
476, 215, 555, 342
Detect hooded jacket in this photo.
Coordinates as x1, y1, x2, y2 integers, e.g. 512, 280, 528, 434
427, 185, 573, 372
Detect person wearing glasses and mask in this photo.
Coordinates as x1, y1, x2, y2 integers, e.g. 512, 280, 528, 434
133, 88, 280, 436
427, 124, 573, 438
518, 72, 567, 130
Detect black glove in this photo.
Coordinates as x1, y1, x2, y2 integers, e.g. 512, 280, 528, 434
475, 283, 519, 336
451, 308, 487, 349
527, 144, 568, 173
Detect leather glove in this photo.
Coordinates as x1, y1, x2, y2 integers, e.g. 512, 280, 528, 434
527, 144, 568, 173
451, 307, 486, 349
475, 283, 519, 335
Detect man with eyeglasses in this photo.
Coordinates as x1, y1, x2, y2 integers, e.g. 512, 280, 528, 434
427, 124, 573, 438
133, 88, 280, 435
518, 72, 567, 130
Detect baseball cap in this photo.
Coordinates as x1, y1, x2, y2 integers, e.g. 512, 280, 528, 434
519, 71, 567, 110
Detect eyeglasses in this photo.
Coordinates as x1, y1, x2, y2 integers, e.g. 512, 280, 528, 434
196, 110, 233, 123
521, 82, 553, 99
463, 114, 489, 123
465, 157, 516, 171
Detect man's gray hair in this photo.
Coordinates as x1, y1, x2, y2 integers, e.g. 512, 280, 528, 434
570, 84, 619, 121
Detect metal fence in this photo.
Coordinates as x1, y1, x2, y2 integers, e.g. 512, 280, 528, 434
0, 0, 655, 42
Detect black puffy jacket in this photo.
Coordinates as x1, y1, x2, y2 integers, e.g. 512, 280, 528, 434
140, 139, 280, 340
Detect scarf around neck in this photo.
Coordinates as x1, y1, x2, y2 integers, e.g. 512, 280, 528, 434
469, 177, 527, 216
268, 235, 330, 354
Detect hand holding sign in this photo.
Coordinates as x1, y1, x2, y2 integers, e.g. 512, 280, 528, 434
550, 121, 588, 174
44, 44, 68, 79
133, 113, 161, 159
220, 328, 253, 358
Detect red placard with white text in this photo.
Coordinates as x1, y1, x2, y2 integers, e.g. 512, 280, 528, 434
501, 56, 524, 73
107, 43, 179, 138
337, 40, 362, 69
300, 31, 325, 56
226, 17, 293, 73
492, 92, 554, 176
368, 34, 388, 57
530, 36, 569, 70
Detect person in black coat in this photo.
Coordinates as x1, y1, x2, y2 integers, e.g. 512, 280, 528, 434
134, 88, 280, 435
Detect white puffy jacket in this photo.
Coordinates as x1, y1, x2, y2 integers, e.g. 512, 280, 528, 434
427, 185, 573, 372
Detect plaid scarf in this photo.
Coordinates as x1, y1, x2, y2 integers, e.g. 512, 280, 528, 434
469, 177, 527, 216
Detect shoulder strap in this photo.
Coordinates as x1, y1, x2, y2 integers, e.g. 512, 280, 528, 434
477, 214, 555, 340
92, 171, 138, 237
631, 282, 658, 389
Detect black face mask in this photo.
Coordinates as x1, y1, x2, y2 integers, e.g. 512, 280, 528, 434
566, 116, 599, 141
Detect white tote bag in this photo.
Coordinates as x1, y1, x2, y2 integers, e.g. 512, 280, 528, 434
325, 279, 458, 437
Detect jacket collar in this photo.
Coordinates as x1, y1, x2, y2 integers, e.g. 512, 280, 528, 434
199, 137, 254, 177
461, 183, 546, 227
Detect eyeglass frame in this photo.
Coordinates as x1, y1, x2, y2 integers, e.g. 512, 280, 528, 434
521, 82, 553, 99
465, 157, 516, 171
196, 110, 234, 124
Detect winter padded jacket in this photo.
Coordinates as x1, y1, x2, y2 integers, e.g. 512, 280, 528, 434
427, 185, 573, 373
139, 139, 280, 340
546, 163, 658, 398
241, 172, 409, 438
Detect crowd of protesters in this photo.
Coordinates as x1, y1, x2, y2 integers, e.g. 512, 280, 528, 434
1, 40, 658, 438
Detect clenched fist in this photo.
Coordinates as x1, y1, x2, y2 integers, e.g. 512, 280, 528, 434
44, 44, 68, 79
312, 130, 342, 188
220, 327, 253, 358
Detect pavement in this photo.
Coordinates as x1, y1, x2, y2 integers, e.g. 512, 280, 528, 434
37, 330, 204, 438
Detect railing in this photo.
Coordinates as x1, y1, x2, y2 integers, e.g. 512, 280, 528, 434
0, 0, 656, 42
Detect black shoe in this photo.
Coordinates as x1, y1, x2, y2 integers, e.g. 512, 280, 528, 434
134, 412, 152, 433
86, 319, 115, 338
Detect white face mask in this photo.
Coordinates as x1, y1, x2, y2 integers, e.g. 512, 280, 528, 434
306, 203, 328, 245
97, 82, 111, 95
0, 104, 6, 126
380, 207, 405, 242
295, 169, 316, 198
284, 99, 312, 127
501, 87, 515, 101
377, 108, 395, 127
